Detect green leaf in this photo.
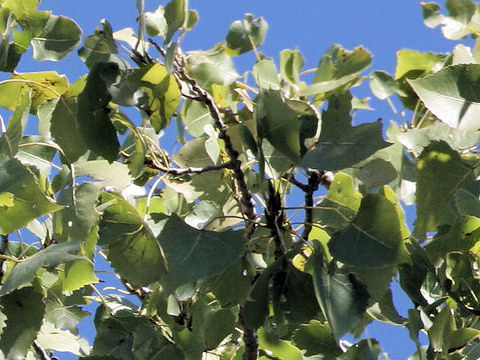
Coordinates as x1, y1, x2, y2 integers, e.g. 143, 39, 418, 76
253, 58, 280, 90
36, 322, 89, 356
181, 99, 214, 137
313, 172, 362, 231
207, 258, 253, 307
31, 15, 82, 61
455, 188, 480, 217
429, 305, 456, 352
408, 64, 480, 130
74, 160, 133, 192
0, 157, 63, 234
0, 90, 31, 156
329, 193, 407, 268
0, 287, 45, 360
164, 0, 187, 43
92, 308, 183, 360
310, 248, 369, 340
225, 14, 267, 56
131, 63, 181, 132
98, 192, 167, 286
77, 62, 120, 162
158, 214, 246, 293
367, 289, 407, 325
292, 320, 342, 359
339, 339, 382, 360
280, 49, 305, 85
302, 92, 391, 171
2, 0, 39, 18
257, 90, 318, 163
186, 45, 239, 89
144, 5, 168, 37
425, 216, 480, 262
258, 328, 303, 360
414, 141, 474, 238
422, 0, 478, 40
78, 20, 118, 68
54, 183, 100, 242
0, 241, 85, 296
0, 71, 69, 111
369, 70, 399, 100
300, 45, 372, 96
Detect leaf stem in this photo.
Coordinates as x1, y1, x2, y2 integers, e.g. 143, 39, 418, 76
33, 340, 53, 360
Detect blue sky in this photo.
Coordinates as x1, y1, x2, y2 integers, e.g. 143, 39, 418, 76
9, 0, 468, 359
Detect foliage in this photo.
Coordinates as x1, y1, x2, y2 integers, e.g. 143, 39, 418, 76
1, 0, 480, 359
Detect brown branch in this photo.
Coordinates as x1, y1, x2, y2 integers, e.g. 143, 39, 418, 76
33, 340, 53, 360
173, 54, 257, 224
0, 234, 8, 282
302, 170, 321, 242
145, 158, 236, 175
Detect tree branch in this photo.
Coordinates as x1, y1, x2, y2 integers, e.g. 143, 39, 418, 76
0, 234, 8, 282
145, 158, 236, 175
172, 54, 258, 224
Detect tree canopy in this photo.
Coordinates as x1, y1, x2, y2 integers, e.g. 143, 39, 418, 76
1, 0, 480, 359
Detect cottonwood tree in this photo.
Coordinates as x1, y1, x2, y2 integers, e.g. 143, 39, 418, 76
0, 0, 480, 359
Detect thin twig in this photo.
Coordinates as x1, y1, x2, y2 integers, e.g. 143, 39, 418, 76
145, 158, 236, 175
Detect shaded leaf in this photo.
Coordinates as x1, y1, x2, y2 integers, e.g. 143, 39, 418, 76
310, 248, 369, 339
98, 192, 166, 286
280, 48, 305, 85
0, 241, 84, 296
77, 62, 120, 162
225, 14, 267, 56
302, 92, 390, 171
253, 58, 280, 90
292, 320, 342, 359
78, 20, 118, 68
187, 45, 239, 89
0, 287, 45, 359
414, 141, 474, 238
329, 193, 407, 268
32, 15, 82, 61
164, 0, 187, 43
158, 214, 246, 293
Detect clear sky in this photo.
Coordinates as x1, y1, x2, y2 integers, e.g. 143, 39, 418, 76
8, 1, 467, 359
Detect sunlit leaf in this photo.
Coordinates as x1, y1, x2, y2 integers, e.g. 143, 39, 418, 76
0, 71, 69, 111
300, 45, 372, 96
0, 91, 31, 156
0, 157, 63, 234
408, 64, 480, 130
